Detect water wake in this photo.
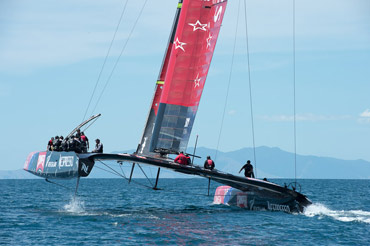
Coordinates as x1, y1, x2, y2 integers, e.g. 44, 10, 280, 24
304, 203, 370, 224
62, 197, 86, 214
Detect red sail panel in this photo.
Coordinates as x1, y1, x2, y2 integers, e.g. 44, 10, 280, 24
160, 0, 227, 107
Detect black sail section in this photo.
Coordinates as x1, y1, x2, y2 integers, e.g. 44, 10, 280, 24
150, 104, 196, 153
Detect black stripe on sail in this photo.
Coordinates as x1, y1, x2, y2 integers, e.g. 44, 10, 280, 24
150, 103, 196, 153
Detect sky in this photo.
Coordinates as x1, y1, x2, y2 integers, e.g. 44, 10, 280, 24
0, 0, 369, 170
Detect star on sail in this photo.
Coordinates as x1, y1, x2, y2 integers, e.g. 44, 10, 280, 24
188, 20, 207, 31
174, 37, 186, 52
194, 73, 201, 88
206, 33, 213, 48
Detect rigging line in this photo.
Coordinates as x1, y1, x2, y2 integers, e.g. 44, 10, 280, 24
214, 0, 241, 161
96, 161, 126, 177
119, 163, 127, 179
90, 0, 149, 116
96, 161, 152, 188
95, 165, 121, 177
82, 0, 129, 122
97, 161, 213, 197
137, 163, 154, 187
243, 0, 257, 178
293, 0, 297, 185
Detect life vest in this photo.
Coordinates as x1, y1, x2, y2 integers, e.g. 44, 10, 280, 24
81, 135, 87, 142
207, 159, 213, 167
175, 154, 187, 165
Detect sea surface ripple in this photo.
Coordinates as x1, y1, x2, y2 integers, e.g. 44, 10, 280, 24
1, 178, 369, 245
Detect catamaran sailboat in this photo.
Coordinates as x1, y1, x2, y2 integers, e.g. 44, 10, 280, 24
24, 0, 311, 213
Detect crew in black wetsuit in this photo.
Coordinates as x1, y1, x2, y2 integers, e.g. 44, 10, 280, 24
239, 160, 255, 178
67, 137, 75, 152
53, 136, 61, 151
73, 136, 82, 153
75, 129, 82, 139
58, 136, 64, 151
185, 154, 191, 165
61, 137, 68, 151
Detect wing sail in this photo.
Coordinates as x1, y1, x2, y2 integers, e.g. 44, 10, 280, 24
149, 0, 228, 153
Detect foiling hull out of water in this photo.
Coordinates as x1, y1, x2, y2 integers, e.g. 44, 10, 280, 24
214, 186, 308, 213
23, 151, 94, 179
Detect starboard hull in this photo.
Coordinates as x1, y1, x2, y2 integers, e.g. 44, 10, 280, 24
214, 186, 309, 213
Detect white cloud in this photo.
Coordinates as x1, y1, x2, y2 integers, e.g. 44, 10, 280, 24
228, 110, 236, 115
259, 113, 352, 122
358, 109, 370, 123
360, 109, 370, 117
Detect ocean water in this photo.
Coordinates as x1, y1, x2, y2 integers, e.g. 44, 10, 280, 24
1, 178, 369, 245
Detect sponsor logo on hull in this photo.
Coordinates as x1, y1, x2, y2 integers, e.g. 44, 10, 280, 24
267, 202, 291, 213
81, 163, 89, 174
59, 156, 74, 169
45, 154, 57, 168
36, 152, 46, 172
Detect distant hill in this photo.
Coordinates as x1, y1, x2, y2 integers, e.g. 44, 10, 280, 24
0, 169, 35, 179
190, 146, 370, 179
2, 146, 370, 179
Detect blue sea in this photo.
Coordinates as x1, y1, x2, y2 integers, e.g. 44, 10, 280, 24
1, 178, 369, 245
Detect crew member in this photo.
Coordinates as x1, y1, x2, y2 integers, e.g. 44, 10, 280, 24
204, 156, 215, 170
53, 136, 60, 151
47, 137, 54, 151
58, 136, 64, 150
68, 136, 75, 152
73, 136, 82, 153
80, 132, 89, 153
75, 129, 82, 139
61, 137, 68, 151
174, 151, 188, 165
239, 160, 255, 178
92, 139, 103, 153
185, 154, 191, 165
